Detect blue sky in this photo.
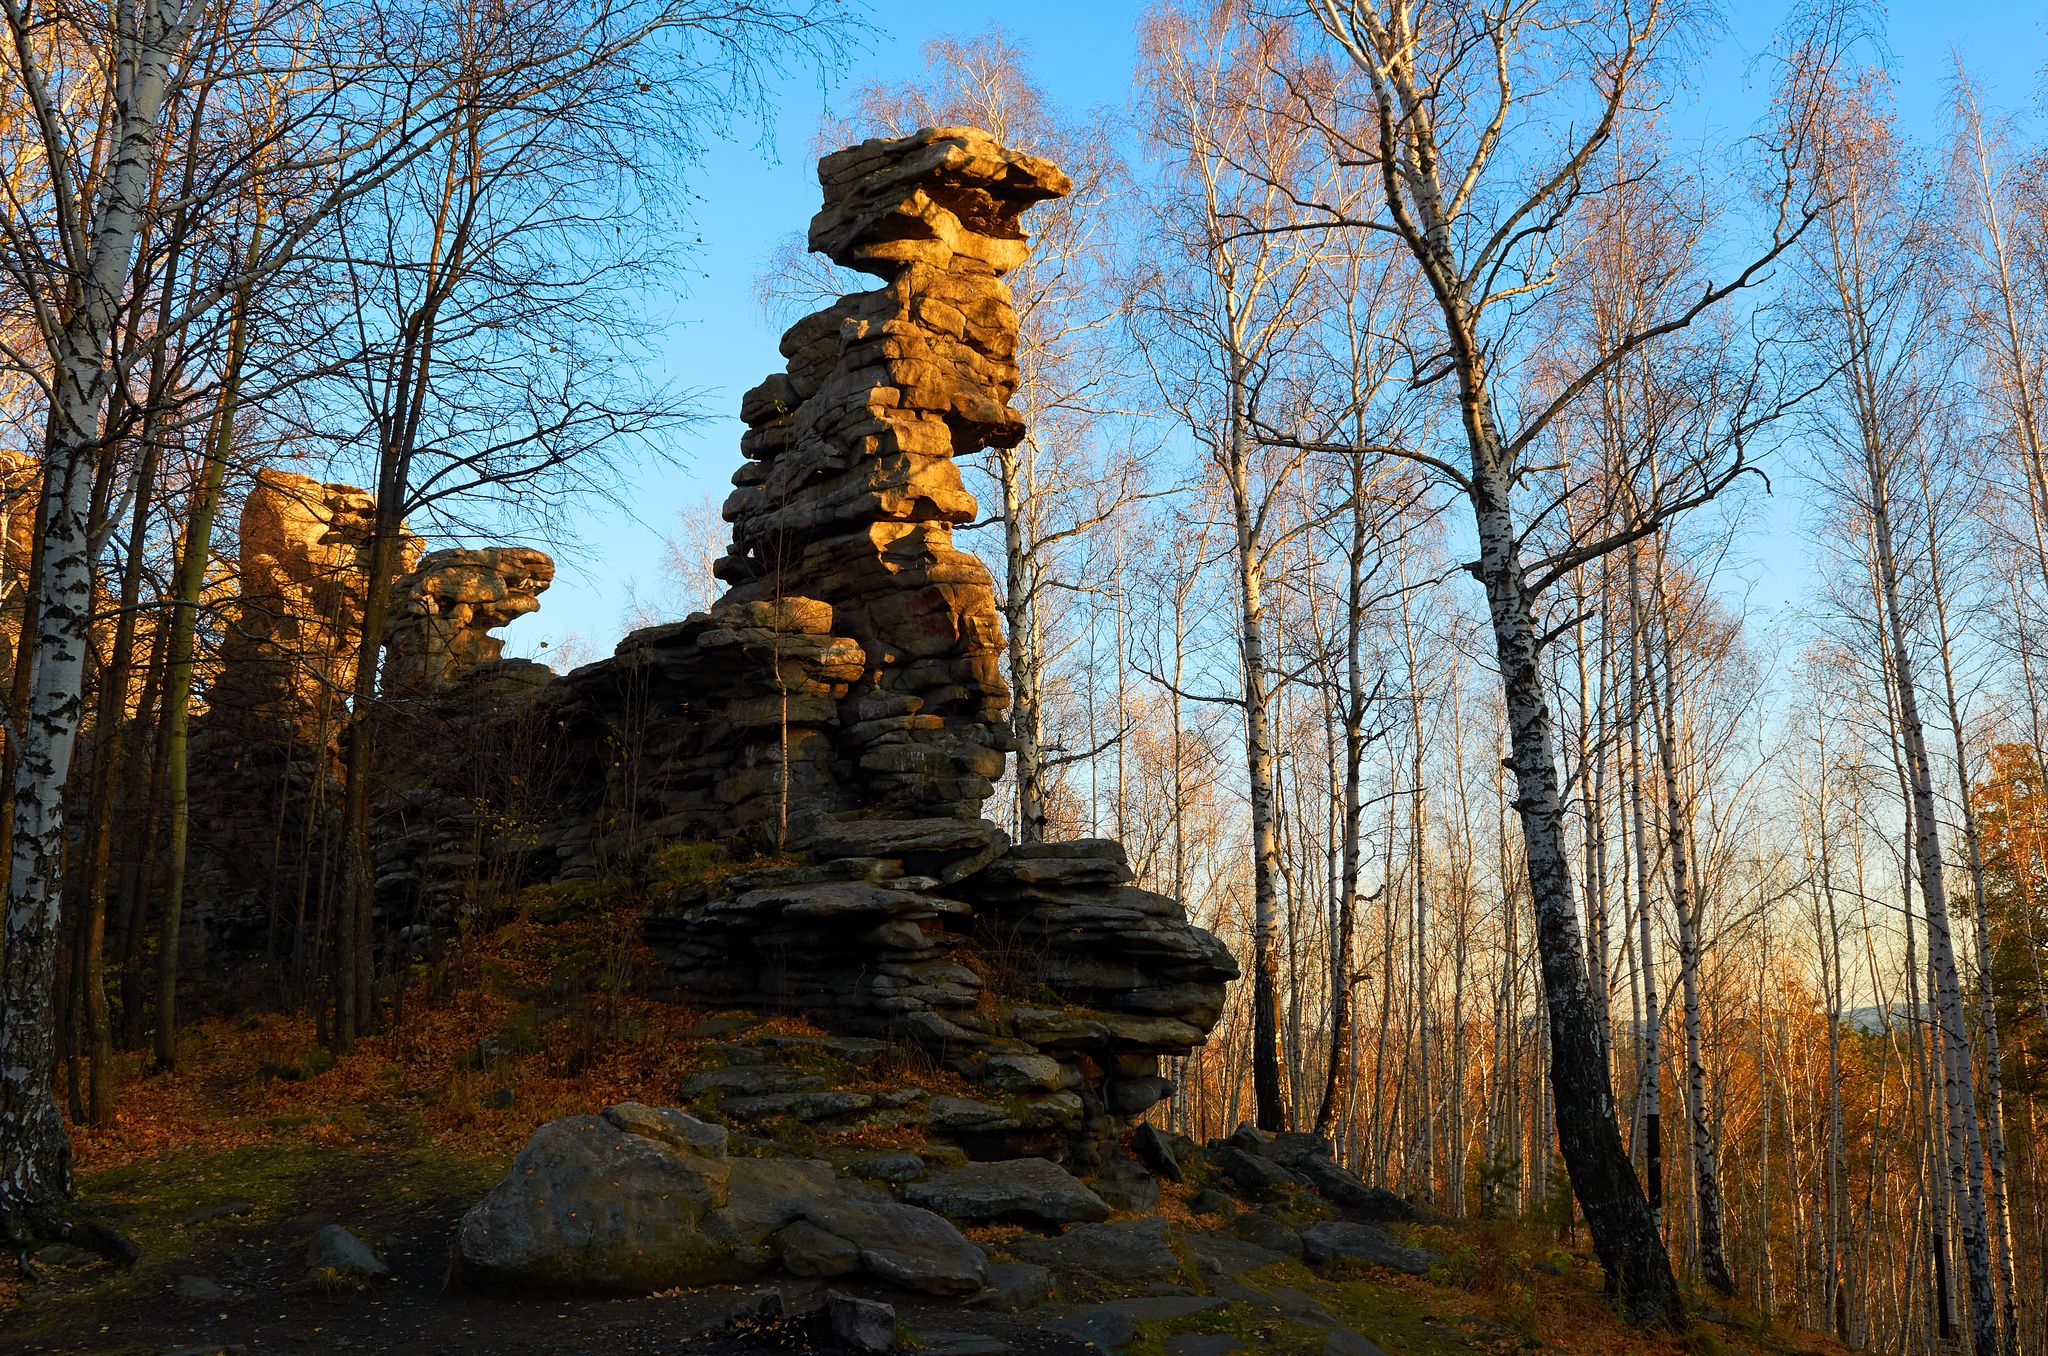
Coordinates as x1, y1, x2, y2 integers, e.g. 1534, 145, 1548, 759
501, 0, 2048, 666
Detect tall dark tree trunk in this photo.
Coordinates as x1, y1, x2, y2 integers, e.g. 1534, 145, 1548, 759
76, 433, 165, 1124
1467, 414, 1681, 1324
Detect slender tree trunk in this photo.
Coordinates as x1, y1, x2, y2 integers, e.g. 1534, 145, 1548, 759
156, 215, 261, 1067
1224, 384, 1286, 1132
1467, 416, 1680, 1320
1315, 460, 1375, 1137
999, 443, 1046, 842
156, 430, 231, 1070
1867, 457, 1997, 1356
1625, 547, 1664, 1229
0, 0, 191, 1240
1923, 473, 2021, 1355
1647, 563, 1733, 1293
115, 618, 170, 1048
74, 464, 157, 1125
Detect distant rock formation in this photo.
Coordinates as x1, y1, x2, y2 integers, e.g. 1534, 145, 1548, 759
373, 546, 558, 942
383, 546, 554, 694
530, 128, 1236, 1159
186, 469, 411, 958
0, 450, 39, 699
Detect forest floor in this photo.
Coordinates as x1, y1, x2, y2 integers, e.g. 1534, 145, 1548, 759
1, 877, 1863, 1356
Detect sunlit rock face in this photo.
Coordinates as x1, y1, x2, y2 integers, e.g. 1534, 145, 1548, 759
524, 129, 1236, 1160
383, 546, 555, 693
186, 470, 414, 960
0, 450, 35, 679
540, 127, 1068, 859
709, 128, 1067, 824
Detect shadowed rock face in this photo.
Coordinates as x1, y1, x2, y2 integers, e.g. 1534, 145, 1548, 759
521, 128, 1234, 1158
372, 547, 556, 946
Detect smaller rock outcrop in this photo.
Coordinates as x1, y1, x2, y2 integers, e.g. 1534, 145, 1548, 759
644, 826, 1235, 1157
382, 546, 554, 694
373, 545, 557, 944
458, 1103, 987, 1297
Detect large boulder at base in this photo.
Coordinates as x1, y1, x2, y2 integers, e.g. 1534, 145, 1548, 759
906, 1157, 1110, 1226
458, 1104, 742, 1291
459, 1104, 989, 1297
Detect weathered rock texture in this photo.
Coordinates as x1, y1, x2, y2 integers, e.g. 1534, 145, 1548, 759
373, 546, 558, 943
0, 450, 39, 700
537, 128, 1062, 860
383, 546, 554, 694
528, 128, 1237, 1156
186, 470, 415, 956
459, 1102, 988, 1296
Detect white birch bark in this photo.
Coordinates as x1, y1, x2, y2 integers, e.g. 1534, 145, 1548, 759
0, 0, 197, 1236
1647, 559, 1733, 1292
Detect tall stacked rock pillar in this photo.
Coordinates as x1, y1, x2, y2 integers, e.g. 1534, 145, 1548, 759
708, 130, 1050, 829
555, 128, 1239, 1162
186, 471, 409, 962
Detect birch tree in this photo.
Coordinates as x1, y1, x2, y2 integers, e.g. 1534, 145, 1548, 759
0, 0, 204, 1248
1135, 0, 1345, 1131
1793, 73, 2000, 1356
1289, 0, 1826, 1320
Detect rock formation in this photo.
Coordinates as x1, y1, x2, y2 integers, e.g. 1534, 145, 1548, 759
538, 127, 1059, 860
460, 1102, 989, 1296
373, 546, 557, 942
531, 127, 1236, 1158
186, 470, 409, 958
456, 1087, 1440, 1325
382, 546, 554, 693
0, 449, 39, 699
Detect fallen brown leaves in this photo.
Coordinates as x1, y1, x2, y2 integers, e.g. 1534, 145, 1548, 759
67, 894, 717, 1174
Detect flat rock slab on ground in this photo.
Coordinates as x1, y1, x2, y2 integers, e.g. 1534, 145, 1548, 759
1183, 1230, 1289, 1282
1039, 1296, 1223, 1353
799, 1196, 989, 1296
907, 1157, 1110, 1226
1298, 1221, 1435, 1275
975, 1261, 1055, 1312
1016, 1216, 1181, 1282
